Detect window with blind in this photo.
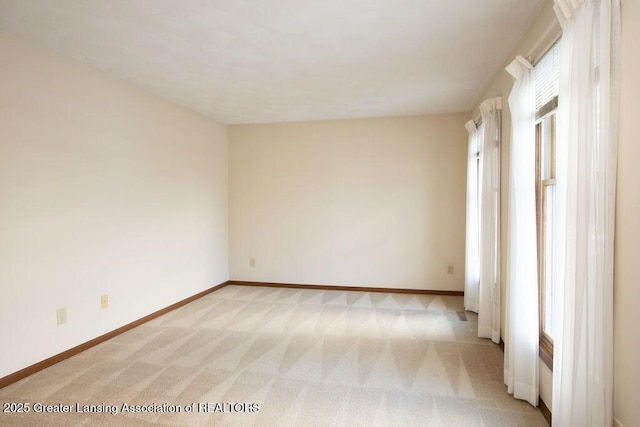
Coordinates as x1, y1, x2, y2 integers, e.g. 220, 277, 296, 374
535, 41, 561, 111
534, 40, 560, 369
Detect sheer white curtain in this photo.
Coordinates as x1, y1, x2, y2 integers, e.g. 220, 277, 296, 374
464, 120, 480, 313
504, 56, 538, 407
478, 98, 502, 344
552, 0, 620, 425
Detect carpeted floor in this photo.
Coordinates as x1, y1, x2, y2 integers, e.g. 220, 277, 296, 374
0, 285, 548, 426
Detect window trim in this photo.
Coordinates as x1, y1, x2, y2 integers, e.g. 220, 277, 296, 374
535, 96, 558, 371
536, 97, 558, 121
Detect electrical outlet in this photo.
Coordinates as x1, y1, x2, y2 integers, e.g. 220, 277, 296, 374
447, 265, 454, 275
249, 258, 255, 268
101, 294, 108, 309
56, 307, 67, 325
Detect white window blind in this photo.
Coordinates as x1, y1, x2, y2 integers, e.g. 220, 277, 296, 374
534, 41, 561, 111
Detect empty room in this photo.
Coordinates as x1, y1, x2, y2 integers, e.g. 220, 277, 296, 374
0, 0, 638, 426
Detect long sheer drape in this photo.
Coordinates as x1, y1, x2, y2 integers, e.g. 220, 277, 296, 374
464, 120, 480, 313
478, 98, 502, 344
552, 0, 620, 425
504, 56, 539, 407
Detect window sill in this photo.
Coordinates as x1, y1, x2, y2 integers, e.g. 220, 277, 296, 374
539, 336, 554, 371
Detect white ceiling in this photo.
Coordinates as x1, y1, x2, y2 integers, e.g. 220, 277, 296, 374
0, 0, 545, 124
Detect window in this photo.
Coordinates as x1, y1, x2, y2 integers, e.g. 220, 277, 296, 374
477, 119, 500, 292
536, 103, 556, 366
534, 41, 560, 369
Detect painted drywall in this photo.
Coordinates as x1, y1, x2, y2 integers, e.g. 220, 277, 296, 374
0, 31, 228, 378
613, 0, 640, 425
471, 0, 560, 410
229, 115, 468, 290
539, 361, 553, 411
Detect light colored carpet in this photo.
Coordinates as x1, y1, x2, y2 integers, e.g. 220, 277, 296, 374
0, 285, 548, 426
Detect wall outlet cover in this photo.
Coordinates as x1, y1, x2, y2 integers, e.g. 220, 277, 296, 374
56, 307, 67, 325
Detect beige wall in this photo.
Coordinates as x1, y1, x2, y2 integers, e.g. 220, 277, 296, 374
0, 32, 229, 378
229, 115, 468, 290
614, 0, 640, 425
